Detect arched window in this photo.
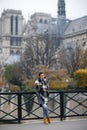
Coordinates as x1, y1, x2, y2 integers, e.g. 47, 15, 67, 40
10, 50, 14, 54
44, 19, 47, 24
16, 50, 20, 54
10, 16, 13, 35
40, 19, 43, 23
10, 39, 14, 46
15, 16, 18, 35
83, 42, 86, 47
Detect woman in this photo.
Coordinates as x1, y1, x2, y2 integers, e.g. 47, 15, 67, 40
34, 72, 51, 124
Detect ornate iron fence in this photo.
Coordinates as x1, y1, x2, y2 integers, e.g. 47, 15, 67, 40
0, 90, 87, 123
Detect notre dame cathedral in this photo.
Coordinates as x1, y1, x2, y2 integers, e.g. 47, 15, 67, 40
0, 0, 87, 65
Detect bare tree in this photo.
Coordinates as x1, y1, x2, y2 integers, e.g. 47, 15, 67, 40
81, 49, 87, 68
20, 33, 59, 80
58, 43, 87, 77
26, 34, 58, 66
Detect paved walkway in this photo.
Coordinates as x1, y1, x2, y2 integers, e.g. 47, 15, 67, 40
0, 119, 87, 130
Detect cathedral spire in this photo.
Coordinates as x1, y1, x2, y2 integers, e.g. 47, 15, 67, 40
57, 0, 66, 39
58, 0, 66, 18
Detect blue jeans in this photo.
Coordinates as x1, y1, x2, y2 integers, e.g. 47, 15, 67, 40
42, 103, 49, 118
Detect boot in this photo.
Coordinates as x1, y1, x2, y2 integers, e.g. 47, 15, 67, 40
43, 118, 48, 124
47, 117, 51, 123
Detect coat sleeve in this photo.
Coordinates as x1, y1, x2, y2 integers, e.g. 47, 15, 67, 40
34, 80, 44, 105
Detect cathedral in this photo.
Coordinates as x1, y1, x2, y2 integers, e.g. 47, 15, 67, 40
0, 0, 87, 65
0, 9, 23, 65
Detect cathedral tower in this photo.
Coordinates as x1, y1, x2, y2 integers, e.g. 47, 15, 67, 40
0, 9, 23, 65
57, 0, 66, 36
58, 0, 66, 19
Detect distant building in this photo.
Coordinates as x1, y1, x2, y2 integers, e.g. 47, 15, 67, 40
24, 1, 67, 48
0, 9, 24, 65
0, 0, 87, 66
63, 16, 87, 48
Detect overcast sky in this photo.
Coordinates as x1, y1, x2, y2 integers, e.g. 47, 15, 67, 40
0, 0, 87, 20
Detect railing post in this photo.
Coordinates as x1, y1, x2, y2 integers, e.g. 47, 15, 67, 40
18, 93, 22, 124
60, 92, 64, 121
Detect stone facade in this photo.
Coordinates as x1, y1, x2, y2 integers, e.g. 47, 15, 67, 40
0, 9, 24, 65
63, 16, 87, 48
24, 12, 57, 37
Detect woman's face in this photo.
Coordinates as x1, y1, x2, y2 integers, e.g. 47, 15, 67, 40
40, 73, 45, 79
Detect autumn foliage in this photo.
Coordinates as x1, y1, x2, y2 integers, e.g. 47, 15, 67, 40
25, 65, 69, 90
74, 69, 87, 88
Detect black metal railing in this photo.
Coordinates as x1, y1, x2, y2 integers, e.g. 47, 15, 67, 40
0, 90, 87, 123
